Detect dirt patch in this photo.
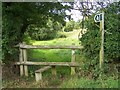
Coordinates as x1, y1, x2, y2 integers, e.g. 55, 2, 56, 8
2, 63, 20, 80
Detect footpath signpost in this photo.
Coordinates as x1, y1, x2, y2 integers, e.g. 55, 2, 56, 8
94, 11, 104, 70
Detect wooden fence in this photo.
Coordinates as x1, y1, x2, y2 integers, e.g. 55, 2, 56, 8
15, 43, 83, 81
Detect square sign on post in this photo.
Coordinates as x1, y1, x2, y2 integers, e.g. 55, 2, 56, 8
94, 13, 103, 22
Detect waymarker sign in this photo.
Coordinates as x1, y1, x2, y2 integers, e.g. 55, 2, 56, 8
94, 13, 103, 22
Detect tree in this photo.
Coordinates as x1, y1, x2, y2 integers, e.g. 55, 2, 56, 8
2, 2, 70, 62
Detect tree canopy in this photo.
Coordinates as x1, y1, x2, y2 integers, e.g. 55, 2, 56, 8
2, 2, 70, 62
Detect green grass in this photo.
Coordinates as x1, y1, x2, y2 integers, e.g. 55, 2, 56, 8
60, 76, 119, 88
28, 49, 71, 62
30, 30, 80, 46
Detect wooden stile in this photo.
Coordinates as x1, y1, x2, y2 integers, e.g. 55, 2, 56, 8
16, 43, 83, 80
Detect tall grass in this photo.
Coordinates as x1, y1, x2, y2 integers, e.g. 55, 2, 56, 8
60, 76, 118, 88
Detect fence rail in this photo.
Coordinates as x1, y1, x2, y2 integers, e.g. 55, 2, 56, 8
15, 61, 80, 67
18, 43, 83, 49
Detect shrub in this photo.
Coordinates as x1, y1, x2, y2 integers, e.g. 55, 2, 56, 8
27, 19, 63, 40
64, 20, 75, 32
79, 2, 120, 74
56, 34, 67, 38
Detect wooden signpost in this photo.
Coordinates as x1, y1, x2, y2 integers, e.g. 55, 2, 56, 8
94, 11, 104, 70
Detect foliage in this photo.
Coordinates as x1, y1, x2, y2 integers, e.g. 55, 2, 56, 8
74, 20, 82, 29
64, 20, 75, 32
27, 19, 63, 40
104, 2, 120, 61
56, 34, 67, 38
32, 30, 80, 46
2, 2, 70, 62
56, 32, 67, 38
79, 2, 120, 76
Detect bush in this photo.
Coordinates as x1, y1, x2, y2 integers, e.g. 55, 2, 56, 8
79, 2, 120, 73
56, 33, 67, 38
64, 25, 73, 32
28, 27, 57, 40
74, 20, 82, 29
64, 20, 75, 32
27, 19, 63, 40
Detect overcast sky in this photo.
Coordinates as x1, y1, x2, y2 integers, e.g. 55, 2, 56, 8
64, 0, 119, 22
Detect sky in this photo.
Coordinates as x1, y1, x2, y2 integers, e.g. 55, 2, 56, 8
65, 9, 83, 22
64, 3, 83, 22
64, 1, 94, 22
64, 0, 119, 22
70, 9, 83, 21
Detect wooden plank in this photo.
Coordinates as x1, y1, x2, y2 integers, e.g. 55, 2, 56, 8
23, 49, 28, 76
71, 49, 76, 75
19, 44, 83, 49
15, 61, 80, 67
19, 49, 24, 76
35, 66, 51, 73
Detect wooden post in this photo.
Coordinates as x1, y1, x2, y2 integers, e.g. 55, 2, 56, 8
99, 11, 104, 70
71, 49, 76, 75
35, 72, 42, 82
51, 66, 57, 77
23, 49, 28, 76
19, 49, 24, 76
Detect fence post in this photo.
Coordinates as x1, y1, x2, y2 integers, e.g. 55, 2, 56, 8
51, 66, 57, 78
71, 49, 76, 75
35, 72, 42, 82
23, 49, 28, 76
22, 42, 28, 76
19, 48, 24, 76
